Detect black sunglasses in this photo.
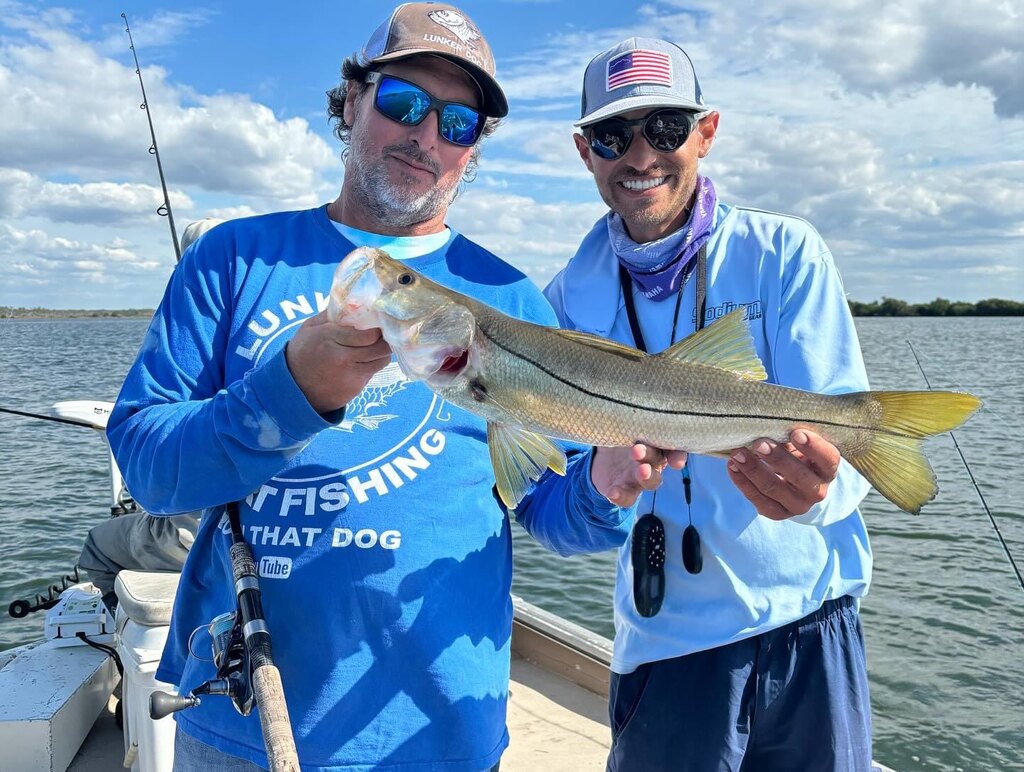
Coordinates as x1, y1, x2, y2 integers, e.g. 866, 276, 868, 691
365, 72, 487, 147
587, 109, 699, 160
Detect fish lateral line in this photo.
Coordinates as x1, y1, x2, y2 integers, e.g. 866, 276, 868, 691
478, 328, 915, 438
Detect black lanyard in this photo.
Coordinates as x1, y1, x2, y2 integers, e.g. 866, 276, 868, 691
619, 242, 709, 580
617, 242, 708, 353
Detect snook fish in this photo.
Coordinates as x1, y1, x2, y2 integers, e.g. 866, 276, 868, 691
327, 247, 982, 514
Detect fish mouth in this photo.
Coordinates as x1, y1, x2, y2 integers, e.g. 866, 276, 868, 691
419, 346, 470, 387
439, 349, 469, 375
328, 249, 378, 325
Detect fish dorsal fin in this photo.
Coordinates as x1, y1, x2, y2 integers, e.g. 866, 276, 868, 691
659, 308, 767, 381
550, 328, 648, 360
488, 423, 567, 510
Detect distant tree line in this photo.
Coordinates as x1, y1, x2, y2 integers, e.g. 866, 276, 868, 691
1, 307, 153, 319
3, 298, 1023, 320
847, 297, 1024, 316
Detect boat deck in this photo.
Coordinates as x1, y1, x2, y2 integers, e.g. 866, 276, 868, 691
69, 654, 611, 770
66, 595, 895, 771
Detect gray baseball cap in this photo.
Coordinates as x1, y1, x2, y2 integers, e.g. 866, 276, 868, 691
576, 37, 707, 127
362, 2, 508, 118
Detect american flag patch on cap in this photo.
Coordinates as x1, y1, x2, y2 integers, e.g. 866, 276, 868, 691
606, 50, 672, 90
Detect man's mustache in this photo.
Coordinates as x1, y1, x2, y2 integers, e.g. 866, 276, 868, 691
385, 143, 440, 176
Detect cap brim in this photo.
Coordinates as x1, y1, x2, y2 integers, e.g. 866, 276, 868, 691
370, 50, 509, 118
575, 95, 708, 127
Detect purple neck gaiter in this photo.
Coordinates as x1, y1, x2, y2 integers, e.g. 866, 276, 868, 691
610, 175, 717, 301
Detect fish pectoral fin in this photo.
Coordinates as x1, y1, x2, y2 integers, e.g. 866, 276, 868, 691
549, 328, 647, 360
659, 308, 767, 381
487, 423, 567, 510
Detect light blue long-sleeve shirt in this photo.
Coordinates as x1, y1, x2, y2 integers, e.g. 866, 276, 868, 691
543, 202, 873, 674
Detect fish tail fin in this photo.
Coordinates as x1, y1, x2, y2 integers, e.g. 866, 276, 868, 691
846, 390, 982, 514
846, 434, 938, 515
872, 390, 983, 438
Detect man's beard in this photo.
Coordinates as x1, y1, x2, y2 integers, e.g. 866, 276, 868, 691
346, 130, 463, 228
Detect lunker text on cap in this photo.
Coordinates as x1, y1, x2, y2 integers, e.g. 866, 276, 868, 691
362, 2, 508, 118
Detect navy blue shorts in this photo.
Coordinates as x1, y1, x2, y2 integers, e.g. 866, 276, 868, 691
607, 596, 872, 772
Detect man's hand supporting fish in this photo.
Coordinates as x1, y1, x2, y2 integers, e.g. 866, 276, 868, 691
592, 443, 689, 508
286, 312, 393, 414
726, 429, 842, 520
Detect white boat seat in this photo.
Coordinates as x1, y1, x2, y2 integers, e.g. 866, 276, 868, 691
114, 570, 181, 627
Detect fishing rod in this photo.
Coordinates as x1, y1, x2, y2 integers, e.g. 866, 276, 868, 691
149, 501, 300, 771
907, 340, 1024, 593
0, 405, 99, 428
121, 11, 182, 262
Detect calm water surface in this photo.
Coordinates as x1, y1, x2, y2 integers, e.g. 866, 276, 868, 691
1, 317, 1021, 770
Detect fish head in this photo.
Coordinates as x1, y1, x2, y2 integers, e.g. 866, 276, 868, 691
328, 247, 477, 384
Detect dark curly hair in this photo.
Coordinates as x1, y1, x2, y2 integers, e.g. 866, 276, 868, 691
326, 54, 501, 181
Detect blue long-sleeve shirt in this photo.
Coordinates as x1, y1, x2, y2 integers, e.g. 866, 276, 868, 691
106, 206, 628, 771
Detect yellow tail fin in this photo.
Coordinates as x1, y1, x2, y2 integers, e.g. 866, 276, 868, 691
872, 391, 983, 438
846, 390, 982, 514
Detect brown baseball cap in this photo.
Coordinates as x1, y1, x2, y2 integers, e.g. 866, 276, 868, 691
361, 2, 508, 118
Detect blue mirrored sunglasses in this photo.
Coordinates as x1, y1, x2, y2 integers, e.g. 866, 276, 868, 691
365, 72, 486, 147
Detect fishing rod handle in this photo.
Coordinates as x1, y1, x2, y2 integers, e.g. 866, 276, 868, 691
253, 663, 300, 771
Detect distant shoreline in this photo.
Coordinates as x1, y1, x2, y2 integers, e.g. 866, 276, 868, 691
3, 298, 1023, 319
1, 308, 154, 319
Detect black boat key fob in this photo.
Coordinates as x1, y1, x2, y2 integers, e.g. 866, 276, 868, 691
682, 524, 703, 575
632, 514, 666, 617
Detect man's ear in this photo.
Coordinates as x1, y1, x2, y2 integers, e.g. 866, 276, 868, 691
343, 81, 361, 127
696, 111, 720, 159
573, 133, 595, 173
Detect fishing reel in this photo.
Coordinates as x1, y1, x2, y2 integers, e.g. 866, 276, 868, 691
150, 610, 256, 720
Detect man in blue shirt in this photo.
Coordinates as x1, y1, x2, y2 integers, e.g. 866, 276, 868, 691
107, 7, 678, 771
544, 37, 874, 771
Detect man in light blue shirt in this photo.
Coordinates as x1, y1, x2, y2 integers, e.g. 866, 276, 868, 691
543, 37, 874, 771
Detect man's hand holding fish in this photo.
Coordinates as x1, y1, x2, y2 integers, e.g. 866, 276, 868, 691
726, 428, 843, 521
285, 311, 393, 414
591, 443, 688, 508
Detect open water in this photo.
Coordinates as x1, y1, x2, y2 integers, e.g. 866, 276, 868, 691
0, 316, 1021, 770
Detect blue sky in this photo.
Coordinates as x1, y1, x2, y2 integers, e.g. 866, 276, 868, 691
1, 0, 1021, 309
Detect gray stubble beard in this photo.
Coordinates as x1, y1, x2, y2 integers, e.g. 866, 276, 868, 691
345, 133, 463, 229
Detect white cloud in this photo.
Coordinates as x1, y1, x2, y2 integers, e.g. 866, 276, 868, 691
448, 191, 607, 283
0, 17, 339, 204
770, 0, 1024, 118
0, 168, 194, 225
0, 1, 1021, 309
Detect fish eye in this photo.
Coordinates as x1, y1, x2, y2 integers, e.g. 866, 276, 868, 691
398, 273, 415, 286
